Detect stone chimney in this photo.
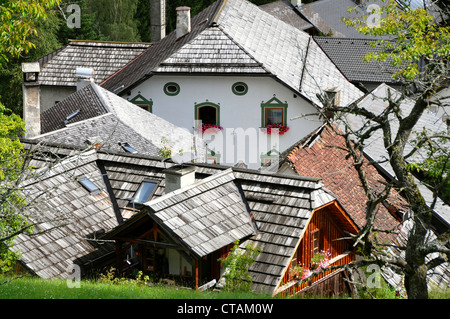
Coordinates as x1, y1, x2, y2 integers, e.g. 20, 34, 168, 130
176, 6, 191, 39
150, 0, 166, 42
22, 62, 41, 138
76, 67, 94, 90
291, 0, 302, 7
163, 165, 197, 194
325, 87, 341, 107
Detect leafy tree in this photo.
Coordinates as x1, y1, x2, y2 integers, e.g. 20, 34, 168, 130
135, 0, 151, 42
84, 0, 141, 42
0, 0, 61, 273
57, 0, 109, 43
0, 5, 62, 116
0, 0, 61, 66
0, 104, 29, 273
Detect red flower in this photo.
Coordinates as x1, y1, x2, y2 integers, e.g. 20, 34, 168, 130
198, 124, 223, 133
263, 123, 289, 135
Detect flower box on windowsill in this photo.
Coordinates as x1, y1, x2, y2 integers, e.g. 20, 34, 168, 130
197, 124, 223, 133
262, 124, 290, 135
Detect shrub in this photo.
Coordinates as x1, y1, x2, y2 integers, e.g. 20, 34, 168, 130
218, 240, 261, 292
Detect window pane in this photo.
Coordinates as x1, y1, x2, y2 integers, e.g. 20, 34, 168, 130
131, 181, 157, 204
266, 108, 283, 125
198, 106, 217, 125
312, 231, 319, 255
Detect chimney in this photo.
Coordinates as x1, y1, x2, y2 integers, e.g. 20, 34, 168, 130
291, 0, 302, 7
76, 67, 94, 90
324, 87, 341, 107
163, 165, 197, 194
176, 6, 191, 39
22, 62, 41, 138
150, 0, 166, 42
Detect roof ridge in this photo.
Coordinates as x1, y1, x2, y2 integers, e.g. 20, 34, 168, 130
69, 39, 152, 46
34, 112, 114, 139
90, 83, 113, 113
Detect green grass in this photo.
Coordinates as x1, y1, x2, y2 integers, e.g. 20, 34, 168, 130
0, 275, 273, 299
2, 275, 448, 299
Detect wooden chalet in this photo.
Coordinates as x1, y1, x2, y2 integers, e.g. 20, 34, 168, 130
100, 156, 360, 296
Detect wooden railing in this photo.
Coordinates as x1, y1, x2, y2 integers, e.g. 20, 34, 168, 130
275, 251, 354, 296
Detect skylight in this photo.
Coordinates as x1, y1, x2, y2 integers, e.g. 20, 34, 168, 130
79, 177, 101, 195
129, 180, 158, 206
119, 142, 138, 154
64, 109, 81, 125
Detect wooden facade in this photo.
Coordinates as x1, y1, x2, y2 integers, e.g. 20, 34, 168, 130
112, 214, 232, 289
275, 201, 359, 296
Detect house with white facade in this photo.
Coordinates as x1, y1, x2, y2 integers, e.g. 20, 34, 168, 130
102, 0, 363, 169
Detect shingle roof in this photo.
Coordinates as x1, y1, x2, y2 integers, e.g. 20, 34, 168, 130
259, 0, 313, 31
38, 40, 151, 87
155, 27, 269, 74
36, 83, 206, 161
40, 84, 109, 134
95, 150, 337, 295
147, 169, 258, 258
101, 1, 224, 92
297, 0, 389, 38
12, 151, 118, 279
313, 36, 400, 84
102, 0, 363, 108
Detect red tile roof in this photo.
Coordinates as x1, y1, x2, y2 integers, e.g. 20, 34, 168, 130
286, 125, 407, 239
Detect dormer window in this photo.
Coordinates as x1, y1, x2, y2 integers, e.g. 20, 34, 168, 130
128, 179, 159, 208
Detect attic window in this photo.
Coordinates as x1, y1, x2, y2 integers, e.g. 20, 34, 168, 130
79, 178, 101, 195
232, 82, 248, 96
64, 109, 81, 125
163, 82, 180, 96
128, 179, 159, 207
119, 142, 138, 154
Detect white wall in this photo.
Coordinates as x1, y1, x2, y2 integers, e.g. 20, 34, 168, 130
125, 75, 322, 169
40, 85, 76, 112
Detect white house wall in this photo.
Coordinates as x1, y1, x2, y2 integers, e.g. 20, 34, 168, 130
126, 75, 321, 169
